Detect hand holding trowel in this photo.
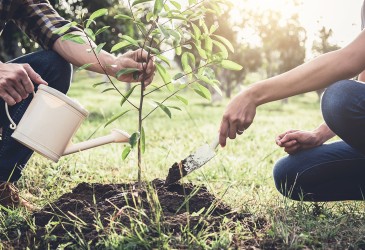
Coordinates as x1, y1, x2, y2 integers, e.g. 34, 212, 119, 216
165, 134, 220, 186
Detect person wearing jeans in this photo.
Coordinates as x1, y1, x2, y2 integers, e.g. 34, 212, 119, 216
0, 1, 155, 209
219, 1, 365, 202
273, 80, 365, 201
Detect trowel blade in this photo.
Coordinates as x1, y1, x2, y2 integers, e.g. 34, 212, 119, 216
165, 143, 216, 185
183, 143, 216, 173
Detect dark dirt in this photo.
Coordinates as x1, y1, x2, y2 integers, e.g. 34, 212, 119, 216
165, 160, 188, 185
3, 179, 267, 249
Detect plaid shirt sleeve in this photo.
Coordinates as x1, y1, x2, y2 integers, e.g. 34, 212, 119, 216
12, 0, 81, 50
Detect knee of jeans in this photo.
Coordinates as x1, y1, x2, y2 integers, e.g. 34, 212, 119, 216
273, 156, 299, 198
321, 80, 357, 128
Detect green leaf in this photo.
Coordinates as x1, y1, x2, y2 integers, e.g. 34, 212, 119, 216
191, 207, 205, 217
111, 41, 131, 52
52, 22, 77, 34
116, 68, 140, 79
102, 87, 115, 93
211, 84, 223, 96
132, 0, 153, 7
200, 21, 209, 34
141, 126, 146, 153
175, 45, 182, 56
167, 106, 182, 111
145, 45, 160, 54
76, 63, 93, 72
121, 35, 139, 46
173, 72, 184, 80
95, 26, 110, 36
197, 74, 214, 85
120, 85, 138, 108
191, 23, 201, 40
221, 60, 243, 71
171, 0, 181, 10
212, 40, 228, 59
86, 9, 108, 28
213, 34, 234, 53
146, 12, 154, 22
205, 36, 213, 53
175, 95, 188, 105
92, 81, 108, 87
210, 24, 219, 34
156, 62, 172, 86
84, 28, 95, 41
104, 110, 131, 127
156, 23, 170, 39
168, 14, 186, 21
193, 42, 207, 59
129, 132, 140, 148
61, 33, 85, 44
114, 14, 133, 20
193, 83, 211, 101
154, 101, 172, 118
181, 53, 189, 73
156, 54, 171, 67
153, 0, 163, 15
170, 30, 181, 44
122, 146, 131, 160
95, 42, 106, 54
181, 52, 195, 74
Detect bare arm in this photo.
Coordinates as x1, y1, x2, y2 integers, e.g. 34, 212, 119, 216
219, 29, 365, 146
52, 31, 155, 85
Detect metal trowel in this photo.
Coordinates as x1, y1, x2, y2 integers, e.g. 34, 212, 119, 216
165, 135, 220, 185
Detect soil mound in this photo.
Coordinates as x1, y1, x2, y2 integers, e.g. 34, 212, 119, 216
4, 179, 266, 249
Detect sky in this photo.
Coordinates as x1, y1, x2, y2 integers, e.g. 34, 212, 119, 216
230, 0, 364, 59
299, 0, 363, 50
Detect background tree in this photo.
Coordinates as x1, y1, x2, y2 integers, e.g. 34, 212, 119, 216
0, 0, 135, 61
256, 10, 306, 78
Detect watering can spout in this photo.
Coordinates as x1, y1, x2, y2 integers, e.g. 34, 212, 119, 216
63, 129, 130, 156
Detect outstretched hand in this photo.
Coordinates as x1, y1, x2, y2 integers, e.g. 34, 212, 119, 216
0, 63, 48, 106
275, 129, 322, 154
219, 90, 257, 147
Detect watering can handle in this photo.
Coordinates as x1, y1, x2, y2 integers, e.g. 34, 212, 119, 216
5, 91, 35, 130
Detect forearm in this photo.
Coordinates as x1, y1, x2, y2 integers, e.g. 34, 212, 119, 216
249, 49, 359, 106
247, 30, 365, 106
313, 123, 336, 144
52, 31, 116, 76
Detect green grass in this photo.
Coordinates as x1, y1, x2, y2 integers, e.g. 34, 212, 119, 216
2, 71, 365, 249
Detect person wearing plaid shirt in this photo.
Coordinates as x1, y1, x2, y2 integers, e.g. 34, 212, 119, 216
0, 0, 155, 209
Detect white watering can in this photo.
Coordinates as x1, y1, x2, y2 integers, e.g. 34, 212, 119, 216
5, 84, 130, 163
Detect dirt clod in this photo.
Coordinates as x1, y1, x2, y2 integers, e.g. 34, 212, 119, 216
164, 160, 188, 185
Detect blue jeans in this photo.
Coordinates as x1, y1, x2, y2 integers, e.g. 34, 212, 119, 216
273, 80, 365, 201
0, 50, 72, 182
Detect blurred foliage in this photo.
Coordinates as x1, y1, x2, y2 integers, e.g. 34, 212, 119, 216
0, 0, 340, 99
0, 0, 135, 61
312, 26, 341, 56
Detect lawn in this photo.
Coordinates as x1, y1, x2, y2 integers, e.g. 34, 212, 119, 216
1, 71, 365, 249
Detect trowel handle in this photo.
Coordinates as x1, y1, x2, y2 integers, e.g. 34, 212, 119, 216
210, 134, 220, 149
